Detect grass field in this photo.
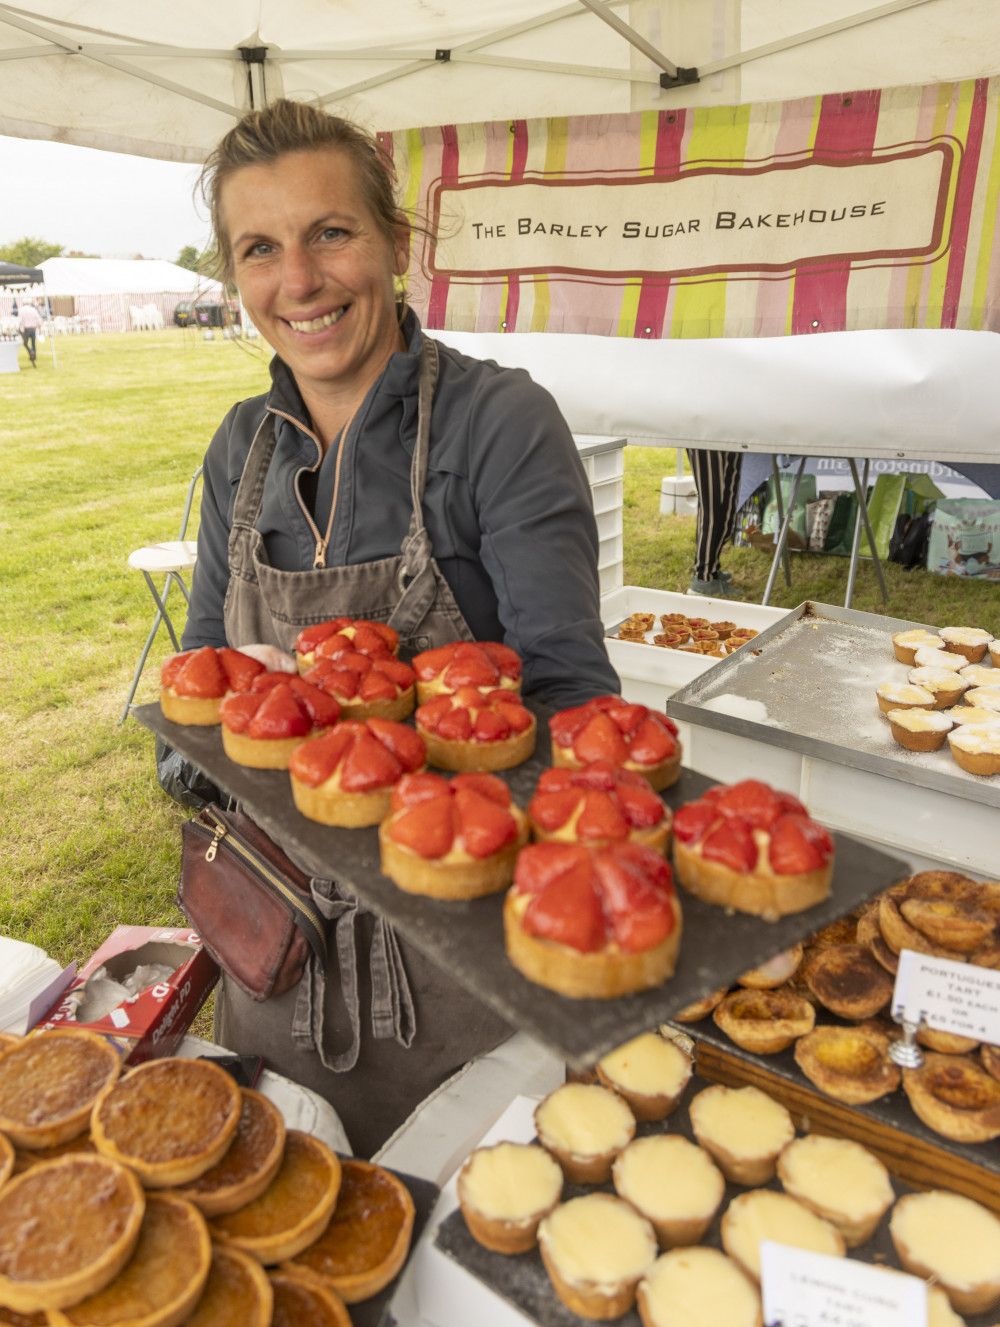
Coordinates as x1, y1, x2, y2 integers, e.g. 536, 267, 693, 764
1, 329, 995, 1008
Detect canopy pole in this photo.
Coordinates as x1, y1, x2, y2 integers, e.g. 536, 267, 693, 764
573, 0, 698, 87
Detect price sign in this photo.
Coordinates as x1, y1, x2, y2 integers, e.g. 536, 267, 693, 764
892, 949, 1000, 1045
760, 1243, 926, 1327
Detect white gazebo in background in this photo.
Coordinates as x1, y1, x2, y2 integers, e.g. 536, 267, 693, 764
27, 258, 224, 333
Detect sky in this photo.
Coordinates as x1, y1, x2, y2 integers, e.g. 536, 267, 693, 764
0, 135, 211, 262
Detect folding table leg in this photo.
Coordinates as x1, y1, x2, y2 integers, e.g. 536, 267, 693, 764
762, 457, 806, 605
118, 571, 185, 724
845, 458, 889, 608
770, 455, 792, 588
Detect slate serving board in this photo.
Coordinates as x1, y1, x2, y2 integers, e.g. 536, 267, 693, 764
137, 701, 909, 1068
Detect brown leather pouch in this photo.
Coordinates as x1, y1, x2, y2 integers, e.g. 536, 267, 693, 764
177, 804, 328, 1000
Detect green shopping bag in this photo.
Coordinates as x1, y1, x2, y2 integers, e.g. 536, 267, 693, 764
860, 472, 944, 560
823, 493, 858, 556
762, 473, 818, 543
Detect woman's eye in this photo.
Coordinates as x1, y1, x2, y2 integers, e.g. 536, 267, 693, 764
320, 227, 346, 241
242, 241, 273, 259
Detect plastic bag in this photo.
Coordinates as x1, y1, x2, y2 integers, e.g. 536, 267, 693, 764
859, 472, 944, 560
154, 736, 221, 810
927, 499, 1000, 578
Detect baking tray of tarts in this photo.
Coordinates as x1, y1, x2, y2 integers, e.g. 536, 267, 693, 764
137, 702, 908, 1069
665, 601, 1000, 808
433, 1069, 1000, 1327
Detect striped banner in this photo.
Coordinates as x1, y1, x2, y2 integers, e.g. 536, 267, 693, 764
382, 77, 1000, 339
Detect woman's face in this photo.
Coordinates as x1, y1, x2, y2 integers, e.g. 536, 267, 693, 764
223, 147, 408, 403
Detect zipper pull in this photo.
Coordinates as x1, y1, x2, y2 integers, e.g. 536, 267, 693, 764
205, 823, 227, 863
313, 536, 329, 569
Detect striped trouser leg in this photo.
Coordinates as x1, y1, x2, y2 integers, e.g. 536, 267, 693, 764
687, 449, 743, 580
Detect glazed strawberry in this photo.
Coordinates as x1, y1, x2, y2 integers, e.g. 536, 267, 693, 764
528, 761, 669, 851
435, 707, 473, 742
615, 781, 667, 829
451, 771, 514, 808
389, 796, 456, 858
493, 697, 533, 733
294, 617, 354, 655
367, 718, 425, 772
480, 642, 522, 679
218, 647, 266, 693
168, 646, 227, 698
440, 645, 499, 689
522, 868, 608, 953
549, 697, 682, 791
288, 725, 357, 786
593, 845, 677, 952
713, 779, 805, 830
248, 686, 313, 740
575, 791, 630, 842
391, 770, 452, 811
672, 800, 720, 844
411, 644, 455, 680
412, 640, 523, 698
304, 651, 415, 721
160, 650, 193, 689
701, 818, 758, 872
415, 687, 536, 772
296, 617, 398, 661
608, 703, 647, 736
289, 719, 427, 826
472, 709, 509, 741
530, 788, 582, 833
768, 815, 834, 874
573, 711, 630, 765
359, 670, 398, 702
216, 691, 258, 733
454, 788, 519, 857
513, 841, 592, 896
627, 715, 676, 765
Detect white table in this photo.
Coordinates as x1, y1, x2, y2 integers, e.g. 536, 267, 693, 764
0, 341, 20, 374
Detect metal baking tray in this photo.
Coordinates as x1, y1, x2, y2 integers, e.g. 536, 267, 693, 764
136, 702, 907, 1069
666, 601, 1000, 809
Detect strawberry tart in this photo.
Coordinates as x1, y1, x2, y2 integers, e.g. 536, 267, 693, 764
378, 771, 529, 899
672, 780, 834, 920
289, 719, 426, 826
219, 674, 341, 769
549, 697, 682, 791
411, 640, 522, 702
294, 617, 399, 673
503, 841, 683, 998
415, 687, 536, 771
303, 654, 416, 722
160, 646, 266, 725
527, 760, 671, 854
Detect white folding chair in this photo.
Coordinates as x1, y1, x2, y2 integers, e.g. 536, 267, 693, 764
120, 465, 203, 723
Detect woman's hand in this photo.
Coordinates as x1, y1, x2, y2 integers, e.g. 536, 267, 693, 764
238, 643, 298, 673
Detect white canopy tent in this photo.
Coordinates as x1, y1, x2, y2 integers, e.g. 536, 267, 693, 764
31, 258, 225, 331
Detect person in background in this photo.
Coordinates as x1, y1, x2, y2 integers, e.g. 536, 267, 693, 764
18, 302, 42, 366
687, 448, 743, 598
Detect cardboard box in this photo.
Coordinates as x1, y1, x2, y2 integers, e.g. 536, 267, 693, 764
35, 926, 219, 1064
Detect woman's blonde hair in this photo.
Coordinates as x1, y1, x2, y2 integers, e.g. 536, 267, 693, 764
199, 99, 408, 283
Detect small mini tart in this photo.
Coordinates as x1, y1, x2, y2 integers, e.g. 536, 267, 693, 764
688, 1084, 794, 1186
283, 1158, 414, 1303
721, 1190, 845, 1284
411, 640, 522, 701
47, 1193, 211, 1327
902, 1053, 1000, 1143
983, 1043, 1000, 1082
960, 663, 999, 688
892, 629, 946, 665
805, 943, 895, 1019
962, 685, 1000, 713
302, 653, 416, 721
794, 1025, 900, 1104
991, 639, 1000, 667
294, 617, 399, 672
170, 1089, 285, 1217
886, 706, 953, 751
712, 988, 815, 1055
660, 614, 690, 629
289, 718, 426, 828
917, 1026, 980, 1055
159, 646, 267, 726
183, 1244, 273, 1327
948, 723, 1000, 775
876, 681, 936, 714
776, 1135, 893, 1247
890, 1190, 1000, 1315
0, 1155, 145, 1312
613, 1136, 724, 1249
538, 1193, 657, 1321
0, 1029, 121, 1150
737, 944, 804, 989
927, 1283, 968, 1327
628, 614, 656, 630
671, 780, 833, 921
415, 686, 536, 771
914, 645, 969, 672
91, 1058, 242, 1189
596, 1031, 692, 1122
637, 1247, 762, 1327
11, 1133, 96, 1176
528, 760, 671, 855
211, 1131, 342, 1267
710, 621, 738, 637
549, 698, 682, 792
268, 1270, 352, 1327
0, 1133, 12, 1189
907, 666, 969, 709
534, 1082, 636, 1185
671, 985, 728, 1023
379, 770, 528, 899
457, 1142, 563, 1254
939, 626, 994, 663
950, 705, 1000, 726
505, 842, 683, 1000
220, 675, 341, 770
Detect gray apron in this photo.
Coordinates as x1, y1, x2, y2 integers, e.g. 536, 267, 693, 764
216, 338, 512, 1158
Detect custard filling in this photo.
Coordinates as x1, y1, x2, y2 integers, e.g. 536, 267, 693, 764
536, 1084, 634, 1156
461, 1143, 562, 1222
598, 1033, 689, 1097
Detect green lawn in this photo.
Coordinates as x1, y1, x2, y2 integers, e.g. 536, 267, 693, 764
1, 330, 994, 1005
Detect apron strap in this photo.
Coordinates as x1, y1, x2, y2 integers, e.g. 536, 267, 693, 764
232, 413, 279, 529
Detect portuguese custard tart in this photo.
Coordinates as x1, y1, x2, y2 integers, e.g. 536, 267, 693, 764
0, 1029, 121, 1151
302, 653, 416, 722
913, 644, 969, 672
949, 723, 1000, 776
672, 780, 833, 920
504, 841, 683, 999
415, 686, 535, 771
890, 1189, 1000, 1315
688, 1084, 794, 1186
549, 697, 682, 791
793, 1024, 900, 1104
534, 1081, 636, 1185
721, 1190, 845, 1283
412, 640, 522, 702
963, 684, 1000, 712
379, 770, 528, 899
160, 646, 266, 726
171, 1088, 285, 1218
939, 626, 994, 663
804, 943, 895, 1019
916, 1026, 980, 1055
183, 1243, 273, 1327
906, 666, 969, 708
220, 674, 341, 769
671, 985, 729, 1023
959, 663, 999, 688
886, 707, 953, 752
0, 1154, 145, 1313
637, 1246, 763, 1327
46, 1192, 211, 1327
713, 988, 815, 1055
289, 718, 426, 827
457, 1142, 563, 1254
776, 1135, 893, 1247
268, 1269, 352, 1327
902, 1052, 1000, 1142
294, 616, 399, 673
737, 943, 804, 989
283, 1158, 414, 1303
595, 1030, 692, 1121
538, 1193, 658, 1321
879, 872, 1000, 963
613, 1135, 724, 1249
982, 1043, 1000, 1082
528, 760, 671, 854
891, 628, 945, 665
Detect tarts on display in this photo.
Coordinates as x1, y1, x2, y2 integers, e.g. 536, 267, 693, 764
302, 653, 416, 722
533, 1081, 636, 1185
182, 1242, 274, 1327
171, 1089, 287, 1218
613, 1134, 725, 1250
220, 674, 341, 769
411, 640, 522, 701
549, 697, 682, 791
160, 646, 267, 725
687, 1084, 794, 1186
527, 760, 672, 854
414, 687, 535, 771
457, 1142, 563, 1255
595, 1030, 693, 1122
538, 1192, 658, 1320
0, 1029, 121, 1151
289, 718, 426, 827
294, 617, 399, 673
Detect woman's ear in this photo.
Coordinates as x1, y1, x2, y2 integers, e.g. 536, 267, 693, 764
392, 219, 411, 277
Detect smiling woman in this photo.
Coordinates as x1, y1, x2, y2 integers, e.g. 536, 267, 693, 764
170, 97, 620, 1158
